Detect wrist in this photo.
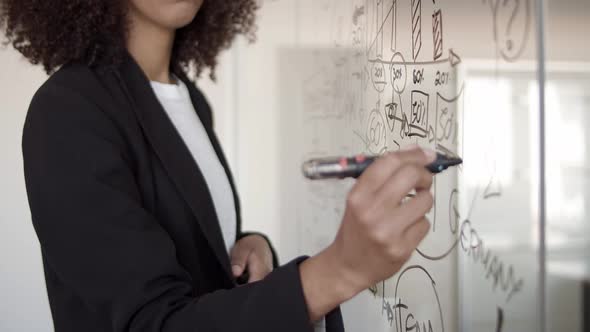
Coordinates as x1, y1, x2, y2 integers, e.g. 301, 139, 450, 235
321, 243, 368, 297
299, 245, 363, 322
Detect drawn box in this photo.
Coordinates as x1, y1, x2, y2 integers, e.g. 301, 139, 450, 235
410, 90, 430, 138
435, 89, 463, 148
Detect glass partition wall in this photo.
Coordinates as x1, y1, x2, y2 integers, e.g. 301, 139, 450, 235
545, 1, 590, 331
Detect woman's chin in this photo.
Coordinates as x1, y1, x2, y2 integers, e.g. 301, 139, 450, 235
163, 1, 203, 28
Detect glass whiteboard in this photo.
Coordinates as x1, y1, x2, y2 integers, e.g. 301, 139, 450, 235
230, 0, 547, 331
273, 0, 542, 331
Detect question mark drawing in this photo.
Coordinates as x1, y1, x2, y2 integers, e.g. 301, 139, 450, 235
491, 0, 530, 61
503, 0, 520, 51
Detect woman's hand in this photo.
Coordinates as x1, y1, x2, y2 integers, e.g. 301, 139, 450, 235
329, 146, 435, 290
300, 146, 436, 322
230, 234, 274, 283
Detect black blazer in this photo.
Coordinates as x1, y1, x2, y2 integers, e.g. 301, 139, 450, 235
22, 55, 343, 332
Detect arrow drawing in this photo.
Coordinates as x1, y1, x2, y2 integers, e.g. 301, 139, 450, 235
368, 48, 461, 67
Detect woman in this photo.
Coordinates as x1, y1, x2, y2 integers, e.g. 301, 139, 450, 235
1, 0, 436, 331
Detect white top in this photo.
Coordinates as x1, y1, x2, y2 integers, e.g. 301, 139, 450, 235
150, 78, 236, 254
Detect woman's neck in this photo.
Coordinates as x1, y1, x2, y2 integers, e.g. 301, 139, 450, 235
126, 10, 176, 84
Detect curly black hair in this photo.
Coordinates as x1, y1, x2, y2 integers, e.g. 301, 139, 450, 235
0, 0, 258, 79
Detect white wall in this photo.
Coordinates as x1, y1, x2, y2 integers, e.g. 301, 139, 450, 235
0, 48, 51, 331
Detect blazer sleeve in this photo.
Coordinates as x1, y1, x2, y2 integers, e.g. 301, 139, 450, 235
22, 83, 319, 332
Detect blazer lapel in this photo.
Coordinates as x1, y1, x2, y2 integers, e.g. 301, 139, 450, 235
175, 72, 243, 239
113, 56, 234, 280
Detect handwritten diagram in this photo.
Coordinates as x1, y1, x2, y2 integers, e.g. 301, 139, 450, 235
289, 0, 534, 330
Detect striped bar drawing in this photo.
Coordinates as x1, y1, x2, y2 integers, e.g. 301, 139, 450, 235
411, 0, 423, 61
433, 10, 444, 60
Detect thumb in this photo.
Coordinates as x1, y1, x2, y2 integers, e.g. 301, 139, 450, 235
230, 245, 251, 277
232, 264, 244, 278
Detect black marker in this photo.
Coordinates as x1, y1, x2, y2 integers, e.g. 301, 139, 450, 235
302, 152, 462, 180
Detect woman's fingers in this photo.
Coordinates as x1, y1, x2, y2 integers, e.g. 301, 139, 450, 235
399, 190, 434, 230
403, 217, 431, 249
246, 254, 269, 283
327, 147, 438, 297
369, 190, 434, 249
232, 235, 274, 283
364, 163, 433, 234
373, 163, 433, 208
230, 244, 252, 277
353, 147, 436, 202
